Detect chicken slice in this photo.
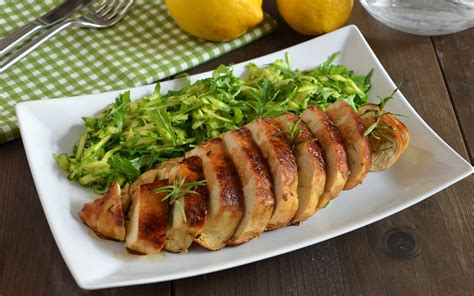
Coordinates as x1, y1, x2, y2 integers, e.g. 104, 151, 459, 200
186, 138, 244, 250
155, 157, 184, 179
275, 113, 326, 223
120, 183, 131, 215
301, 106, 349, 208
156, 156, 207, 253
125, 181, 169, 254
392, 115, 410, 150
358, 104, 409, 171
80, 182, 126, 241
129, 169, 159, 204
325, 100, 372, 189
246, 118, 298, 230
221, 127, 274, 244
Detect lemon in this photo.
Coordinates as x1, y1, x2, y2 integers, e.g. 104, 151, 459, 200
165, 0, 263, 42
277, 0, 353, 35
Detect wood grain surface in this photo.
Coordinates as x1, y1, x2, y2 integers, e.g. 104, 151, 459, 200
1, 1, 472, 295
432, 29, 474, 163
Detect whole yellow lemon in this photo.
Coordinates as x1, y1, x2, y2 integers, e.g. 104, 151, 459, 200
165, 0, 263, 42
277, 0, 353, 35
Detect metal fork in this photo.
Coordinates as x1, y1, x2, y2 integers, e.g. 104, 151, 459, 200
0, 0, 133, 73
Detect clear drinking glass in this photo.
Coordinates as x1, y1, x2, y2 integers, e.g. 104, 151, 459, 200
360, 0, 474, 35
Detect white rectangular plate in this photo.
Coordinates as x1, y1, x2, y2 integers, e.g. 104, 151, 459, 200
16, 25, 472, 290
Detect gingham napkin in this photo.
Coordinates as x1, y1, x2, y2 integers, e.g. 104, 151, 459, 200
0, 0, 276, 143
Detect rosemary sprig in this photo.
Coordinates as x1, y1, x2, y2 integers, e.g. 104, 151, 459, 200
362, 88, 403, 151
155, 177, 206, 226
363, 88, 398, 137
274, 119, 317, 151
274, 120, 303, 151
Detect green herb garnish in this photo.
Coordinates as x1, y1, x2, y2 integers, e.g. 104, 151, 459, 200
362, 87, 404, 151
274, 119, 304, 151
155, 177, 207, 226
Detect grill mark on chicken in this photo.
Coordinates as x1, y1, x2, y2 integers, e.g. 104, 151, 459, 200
184, 186, 207, 227
125, 180, 169, 254
326, 100, 372, 189
234, 129, 273, 183
156, 156, 207, 253
187, 138, 244, 250
214, 176, 242, 210
80, 182, 126, 241
301, 106, 349, 209
137, 182, 169, 241
120, 183, 131, 215
140, 213, 167, 244
107, 204, 125, 228
222, 127, 274, 244
246, 118, 298, 230
171, 157, 207, 228
275, 113, 326, 223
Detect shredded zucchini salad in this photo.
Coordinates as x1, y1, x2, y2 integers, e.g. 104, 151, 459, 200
55, 52, 373, 193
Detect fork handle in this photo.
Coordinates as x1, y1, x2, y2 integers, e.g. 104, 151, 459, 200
0, 21, 73, 73
0, 20, 44, 56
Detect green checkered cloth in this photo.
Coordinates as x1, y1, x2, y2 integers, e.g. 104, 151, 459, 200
0, 0, 276, 143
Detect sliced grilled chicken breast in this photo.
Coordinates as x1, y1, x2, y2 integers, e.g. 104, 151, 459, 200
156, 156, 207, 253
80, 182, 126, 241
325, 100, 371, 189
125, 181, 169, 254
245, 118, 298, 230
275, 113, 326, 223
358, 104, 409, 171
301, 106, 349, 208
130, 169, 159, 204
392, 116, 410, 152
120, 183, 131, 215
246, 118, 298, 230
222, 127, 274, 244
186, 138, 244, 250
155, 157, 184, 179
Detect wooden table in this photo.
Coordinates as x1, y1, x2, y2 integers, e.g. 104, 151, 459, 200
1, 2, 473, 295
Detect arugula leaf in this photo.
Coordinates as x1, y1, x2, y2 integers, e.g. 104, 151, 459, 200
107, 155, 140, 181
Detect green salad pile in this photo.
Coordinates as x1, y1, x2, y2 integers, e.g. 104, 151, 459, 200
55, 53, 373, 193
